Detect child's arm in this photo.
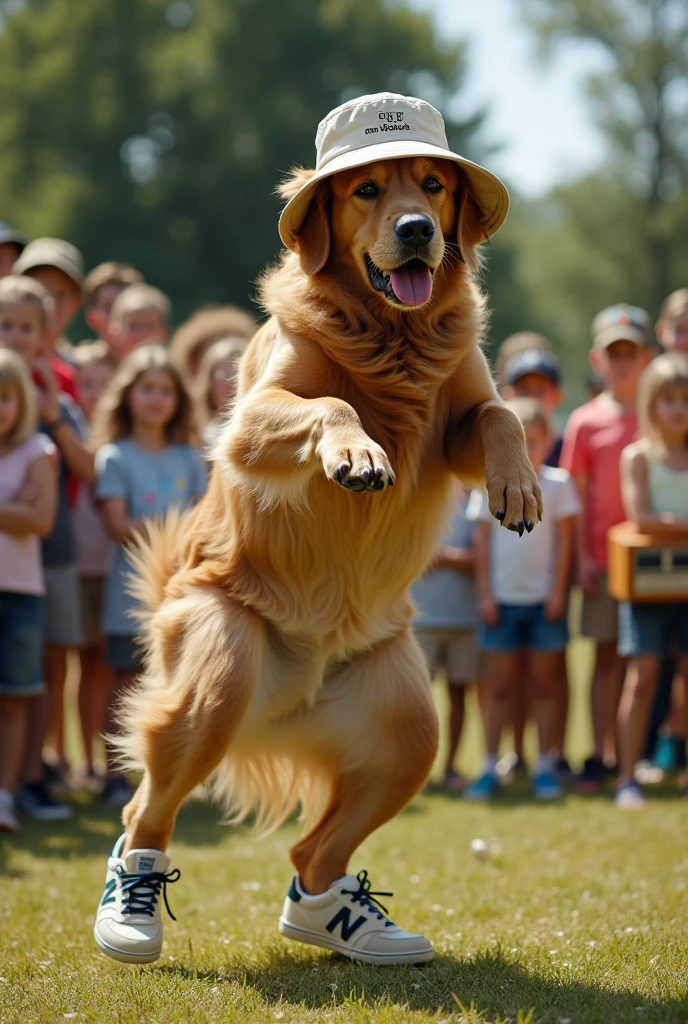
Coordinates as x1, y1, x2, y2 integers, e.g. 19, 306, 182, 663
570, 472, 598, 595
622, 446, 688, 531
474, 520, 499, 625
0, 453, 57, 537
432, 546, 476, 573
99, 498, 145, 545
545, 514, 575, 621
35, 358, 95, 483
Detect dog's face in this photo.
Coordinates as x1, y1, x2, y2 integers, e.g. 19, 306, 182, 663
284, 157, 485, 311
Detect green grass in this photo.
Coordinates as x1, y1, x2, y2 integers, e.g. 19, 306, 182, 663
1, 640, 687, 1024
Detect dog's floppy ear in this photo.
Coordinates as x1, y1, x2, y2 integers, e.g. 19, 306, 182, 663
455, 180, 488, 275
279, 168, 331, 277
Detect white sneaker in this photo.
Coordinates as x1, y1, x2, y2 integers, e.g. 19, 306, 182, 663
94, 833, 180, 964
279, 870, 433, 965
0, 789, 19, 833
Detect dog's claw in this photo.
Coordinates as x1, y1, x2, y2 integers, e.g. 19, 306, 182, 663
525, 520, 534, 533
495, 510, 505, 522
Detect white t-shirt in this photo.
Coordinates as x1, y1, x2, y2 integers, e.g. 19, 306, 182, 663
466, 465, 581, 605
0, 433, 55, 595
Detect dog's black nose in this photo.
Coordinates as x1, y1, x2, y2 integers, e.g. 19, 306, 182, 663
394, 213, 435, 247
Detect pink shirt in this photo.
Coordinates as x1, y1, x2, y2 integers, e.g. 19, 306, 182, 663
560, 395, 638, 570
0, 433, 56, 595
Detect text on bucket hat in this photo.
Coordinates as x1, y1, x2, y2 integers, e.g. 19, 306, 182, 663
13, 237, 84, 291
592, 304, 653, 349
278, 92, 509, 251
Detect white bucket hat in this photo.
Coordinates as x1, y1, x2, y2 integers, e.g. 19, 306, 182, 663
278, 91, 509, 251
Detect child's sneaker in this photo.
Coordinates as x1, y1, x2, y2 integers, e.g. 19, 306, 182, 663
615, 780, 646, 809
0, 789, 19, 833
16, 780, 72, 821
94, 833, 180, 964
463, 772, 500, 801
496, 751, 527, 783
533, 770, 565, 801
573, 756, 606, 794
278, 870, 433, 965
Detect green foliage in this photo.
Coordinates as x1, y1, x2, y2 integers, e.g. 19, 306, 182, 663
0, 0, 488, 325
512, 0, 688, 399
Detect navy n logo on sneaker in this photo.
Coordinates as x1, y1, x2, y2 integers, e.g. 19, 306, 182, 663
325, 906, 366, 941
101, 879, 117, 906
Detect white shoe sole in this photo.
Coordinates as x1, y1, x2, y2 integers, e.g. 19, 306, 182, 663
93, 926, 162, 965
278, 918, 434, 965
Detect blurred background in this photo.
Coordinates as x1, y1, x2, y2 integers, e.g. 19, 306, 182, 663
1, 0, 686, 405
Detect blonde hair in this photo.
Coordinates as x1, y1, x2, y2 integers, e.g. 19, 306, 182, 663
110, 283, 171, 327
83, 262, 144, 306
170, 305, 256, 376
0, 348, 38, 448
195, 337, 246, 425
73, 339, 116, 370
658, 288, 688, 325
0, 274, 54, 327
495, 331, 552, 386
638, 352, 688, 452
93, 345, 197, 447
504, 395, 550, 434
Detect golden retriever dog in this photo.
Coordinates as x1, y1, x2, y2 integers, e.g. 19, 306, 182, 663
98, 93, 542, 967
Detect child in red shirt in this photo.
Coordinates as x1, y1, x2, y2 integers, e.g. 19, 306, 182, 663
561, 305, 653, 792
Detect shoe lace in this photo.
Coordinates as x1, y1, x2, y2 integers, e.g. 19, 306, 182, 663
115, 864, 181, 920
341, 870, 394, 926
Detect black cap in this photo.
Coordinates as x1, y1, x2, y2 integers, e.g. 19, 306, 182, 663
504, 348, 561, 388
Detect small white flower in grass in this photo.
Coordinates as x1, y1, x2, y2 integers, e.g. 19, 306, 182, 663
241, 880, 262, 891
275, 1013, 284, 1020
549, 950, 558, 955
409, 874, 421, 884
445, 908, 454, 915
559, 1018, 571, 1023
412, 983, 420, 989
555, 930, 564, 937
586, 940, 597, 948
431, 904, 442, 912
330, 983, 338, 992
625, 927, 634, 933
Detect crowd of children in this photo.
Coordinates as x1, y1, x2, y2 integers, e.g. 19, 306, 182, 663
415, 293, 688, 809
0, 217, 686, 833
0, 227, 254, 832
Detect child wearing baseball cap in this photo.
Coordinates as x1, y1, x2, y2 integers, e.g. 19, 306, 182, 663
656, 289, 688, 356
14, 237, 85, 399
560, 304, 654, 793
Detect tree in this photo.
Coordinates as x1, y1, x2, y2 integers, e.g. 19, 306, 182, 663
0, 0, 492, 327
517, 0, 688, 321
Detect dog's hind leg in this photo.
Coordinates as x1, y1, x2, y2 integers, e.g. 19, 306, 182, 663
120, 589, 262, 855
287, 628, 438, 894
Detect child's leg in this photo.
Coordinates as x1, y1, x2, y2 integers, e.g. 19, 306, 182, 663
552, 650, 570, 756
45, 643, 68, 763
78, 643, 111, 773
104, 669, 137, 779
484, 652, 520, 760
445, 684, 466, 775
444, 629, 480, 778
0, 697, 29, 793
529, 650, 561, 759
591, 640, 622, 763
23, 645, 67, 780
511, 650, 529, 760
617, 656, 661, 784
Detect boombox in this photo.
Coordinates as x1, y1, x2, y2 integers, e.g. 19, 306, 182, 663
607, 522, 688, 603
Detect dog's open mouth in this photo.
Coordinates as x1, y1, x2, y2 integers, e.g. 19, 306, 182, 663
365, 255, 434, 308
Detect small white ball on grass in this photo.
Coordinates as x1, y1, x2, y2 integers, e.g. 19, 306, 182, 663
470, 838, 490, 860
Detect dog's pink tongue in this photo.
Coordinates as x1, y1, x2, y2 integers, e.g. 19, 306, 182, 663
389, 263, 433, 307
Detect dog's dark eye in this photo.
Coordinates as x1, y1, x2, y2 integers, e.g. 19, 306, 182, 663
423, 177, 442, 193
355, 183, 379, 198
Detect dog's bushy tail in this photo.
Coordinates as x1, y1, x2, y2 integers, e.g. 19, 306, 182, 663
125, 509, 188, 629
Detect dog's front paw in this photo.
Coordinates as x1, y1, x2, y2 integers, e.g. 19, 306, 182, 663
321, 437, 395, 493
485, 455, 543, 535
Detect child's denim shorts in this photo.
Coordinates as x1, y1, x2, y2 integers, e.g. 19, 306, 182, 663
618, 601, 688, 658
479, 602, 568, 653
0, 591, 45, 697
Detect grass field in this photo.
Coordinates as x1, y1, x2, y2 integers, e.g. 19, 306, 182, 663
1, 640, 687, 1024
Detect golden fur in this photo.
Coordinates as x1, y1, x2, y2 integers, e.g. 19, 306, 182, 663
118, 156, 542, 893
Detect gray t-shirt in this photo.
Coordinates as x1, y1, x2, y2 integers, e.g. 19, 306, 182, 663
411, 496, 477, 630
40, 394, 88, 567
95, 440, 208, 636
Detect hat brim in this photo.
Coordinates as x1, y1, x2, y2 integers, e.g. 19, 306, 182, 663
13, 253, 84, 290
594, 325, 649, 349
278, 140, 509, 250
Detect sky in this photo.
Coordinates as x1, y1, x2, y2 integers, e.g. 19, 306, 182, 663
407, 0, 610, 197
